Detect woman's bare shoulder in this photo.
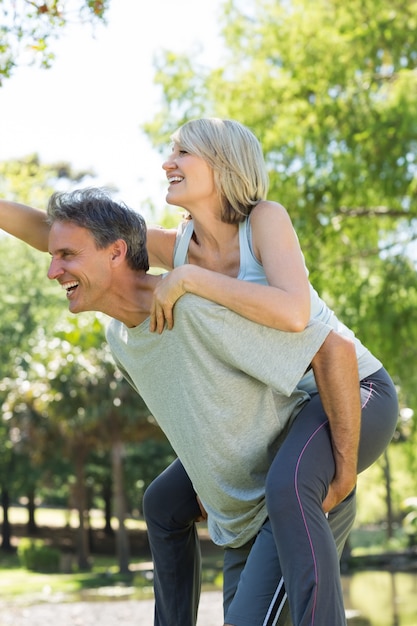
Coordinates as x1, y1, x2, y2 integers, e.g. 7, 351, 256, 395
251, 199, 293, 225
147, 225, 179, 269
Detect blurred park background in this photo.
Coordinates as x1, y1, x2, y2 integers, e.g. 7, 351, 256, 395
1, 1, 417, 625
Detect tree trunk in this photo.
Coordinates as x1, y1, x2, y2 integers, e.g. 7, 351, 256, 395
0, 487, 13, 551
382, 449, 394, 540
26, 487, 37, 534
112, 440, 130, 574
102, 477, 114, 536
74, 453, 91, 570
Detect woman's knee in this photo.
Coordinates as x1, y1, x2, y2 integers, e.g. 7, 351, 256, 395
265, 463, 295, 518
265, 438, 333, 518
357, 369, 399, 472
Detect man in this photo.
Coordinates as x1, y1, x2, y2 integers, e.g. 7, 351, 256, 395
44, 188, 397, 626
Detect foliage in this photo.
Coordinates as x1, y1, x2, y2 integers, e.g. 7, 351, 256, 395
401, 496, 417, 547
0, 0, 109, 85
0, 236, 63, 541
124, 439, 176, 514
1, 311, 164, 567
2, 0, 416, 548
143, 0, 417, 490
17, 537, 60, 572
0, 154, 95, 206
0, 153, 172, 566
402, 510, 417, 546
0, 153, 98, 548
0, 236, 170, 564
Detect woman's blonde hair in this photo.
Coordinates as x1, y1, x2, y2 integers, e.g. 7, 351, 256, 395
171, 118, 269, 224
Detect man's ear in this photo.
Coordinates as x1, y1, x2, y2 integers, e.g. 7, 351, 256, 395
109, 239, 128, 266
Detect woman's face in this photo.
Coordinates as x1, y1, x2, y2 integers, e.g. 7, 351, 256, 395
162, 143, 218, 210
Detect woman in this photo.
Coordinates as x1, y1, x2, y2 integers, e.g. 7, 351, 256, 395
0, 118, 398, 625
142, 118, 398, 626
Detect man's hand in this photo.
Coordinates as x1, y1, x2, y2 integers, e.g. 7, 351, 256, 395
322, 473, 356, 514
311, 330, 361, 514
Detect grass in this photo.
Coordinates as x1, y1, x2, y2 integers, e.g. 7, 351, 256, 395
1, 506, 413, 606
0, 505, 148, 532
0, 506, 223, 604
349, 525, 409, 555
0, 551, 223, 604
0, 551, 155, 602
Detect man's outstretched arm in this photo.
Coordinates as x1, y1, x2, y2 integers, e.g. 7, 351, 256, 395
0, 200, 49, 251
311, 330, 361, 513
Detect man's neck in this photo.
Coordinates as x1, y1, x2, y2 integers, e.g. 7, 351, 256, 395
107, 271, 163, 328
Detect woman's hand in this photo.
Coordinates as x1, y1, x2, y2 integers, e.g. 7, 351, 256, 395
149, 267, 188, 333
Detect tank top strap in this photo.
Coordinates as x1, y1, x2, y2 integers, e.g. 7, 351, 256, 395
173, 220, 194, 267
237, 219, 250, 278
238, 218, 266, 282
174, 217, 263, 282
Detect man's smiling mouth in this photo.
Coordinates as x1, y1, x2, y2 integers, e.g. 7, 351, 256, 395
61, 280, 79, 296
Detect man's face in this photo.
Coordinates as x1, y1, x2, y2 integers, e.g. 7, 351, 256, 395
48, 221, 113, 314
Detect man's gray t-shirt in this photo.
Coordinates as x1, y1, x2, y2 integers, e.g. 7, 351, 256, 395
106, 294, 332, 548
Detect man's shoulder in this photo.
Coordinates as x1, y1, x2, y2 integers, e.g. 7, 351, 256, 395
177, 293, 225, 315
106, 317, 120, 334
174, 295, 229, 339
105, 317, 127, 344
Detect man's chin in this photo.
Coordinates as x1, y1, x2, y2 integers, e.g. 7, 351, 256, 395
67, 299, 83, 315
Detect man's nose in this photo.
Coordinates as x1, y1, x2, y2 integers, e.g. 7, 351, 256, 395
47, 258, 63, 280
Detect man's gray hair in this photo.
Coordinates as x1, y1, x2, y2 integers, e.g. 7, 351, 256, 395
47, 188, 149, 271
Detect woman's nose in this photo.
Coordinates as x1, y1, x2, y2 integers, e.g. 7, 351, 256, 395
162, 155, 176, 171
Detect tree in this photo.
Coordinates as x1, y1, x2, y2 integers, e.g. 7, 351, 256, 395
0, 154, 94, 205
0, 155, 94, 550
54, 315, 161, 572
5, 312, 162, 571
0, 152, 168, 566
142, 0, 417, 522
0, 236, 62, 550
143, 0, 417, 412
0, 0, 109, 85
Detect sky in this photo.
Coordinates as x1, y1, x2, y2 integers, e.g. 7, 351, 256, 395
0, 0, 223, 219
